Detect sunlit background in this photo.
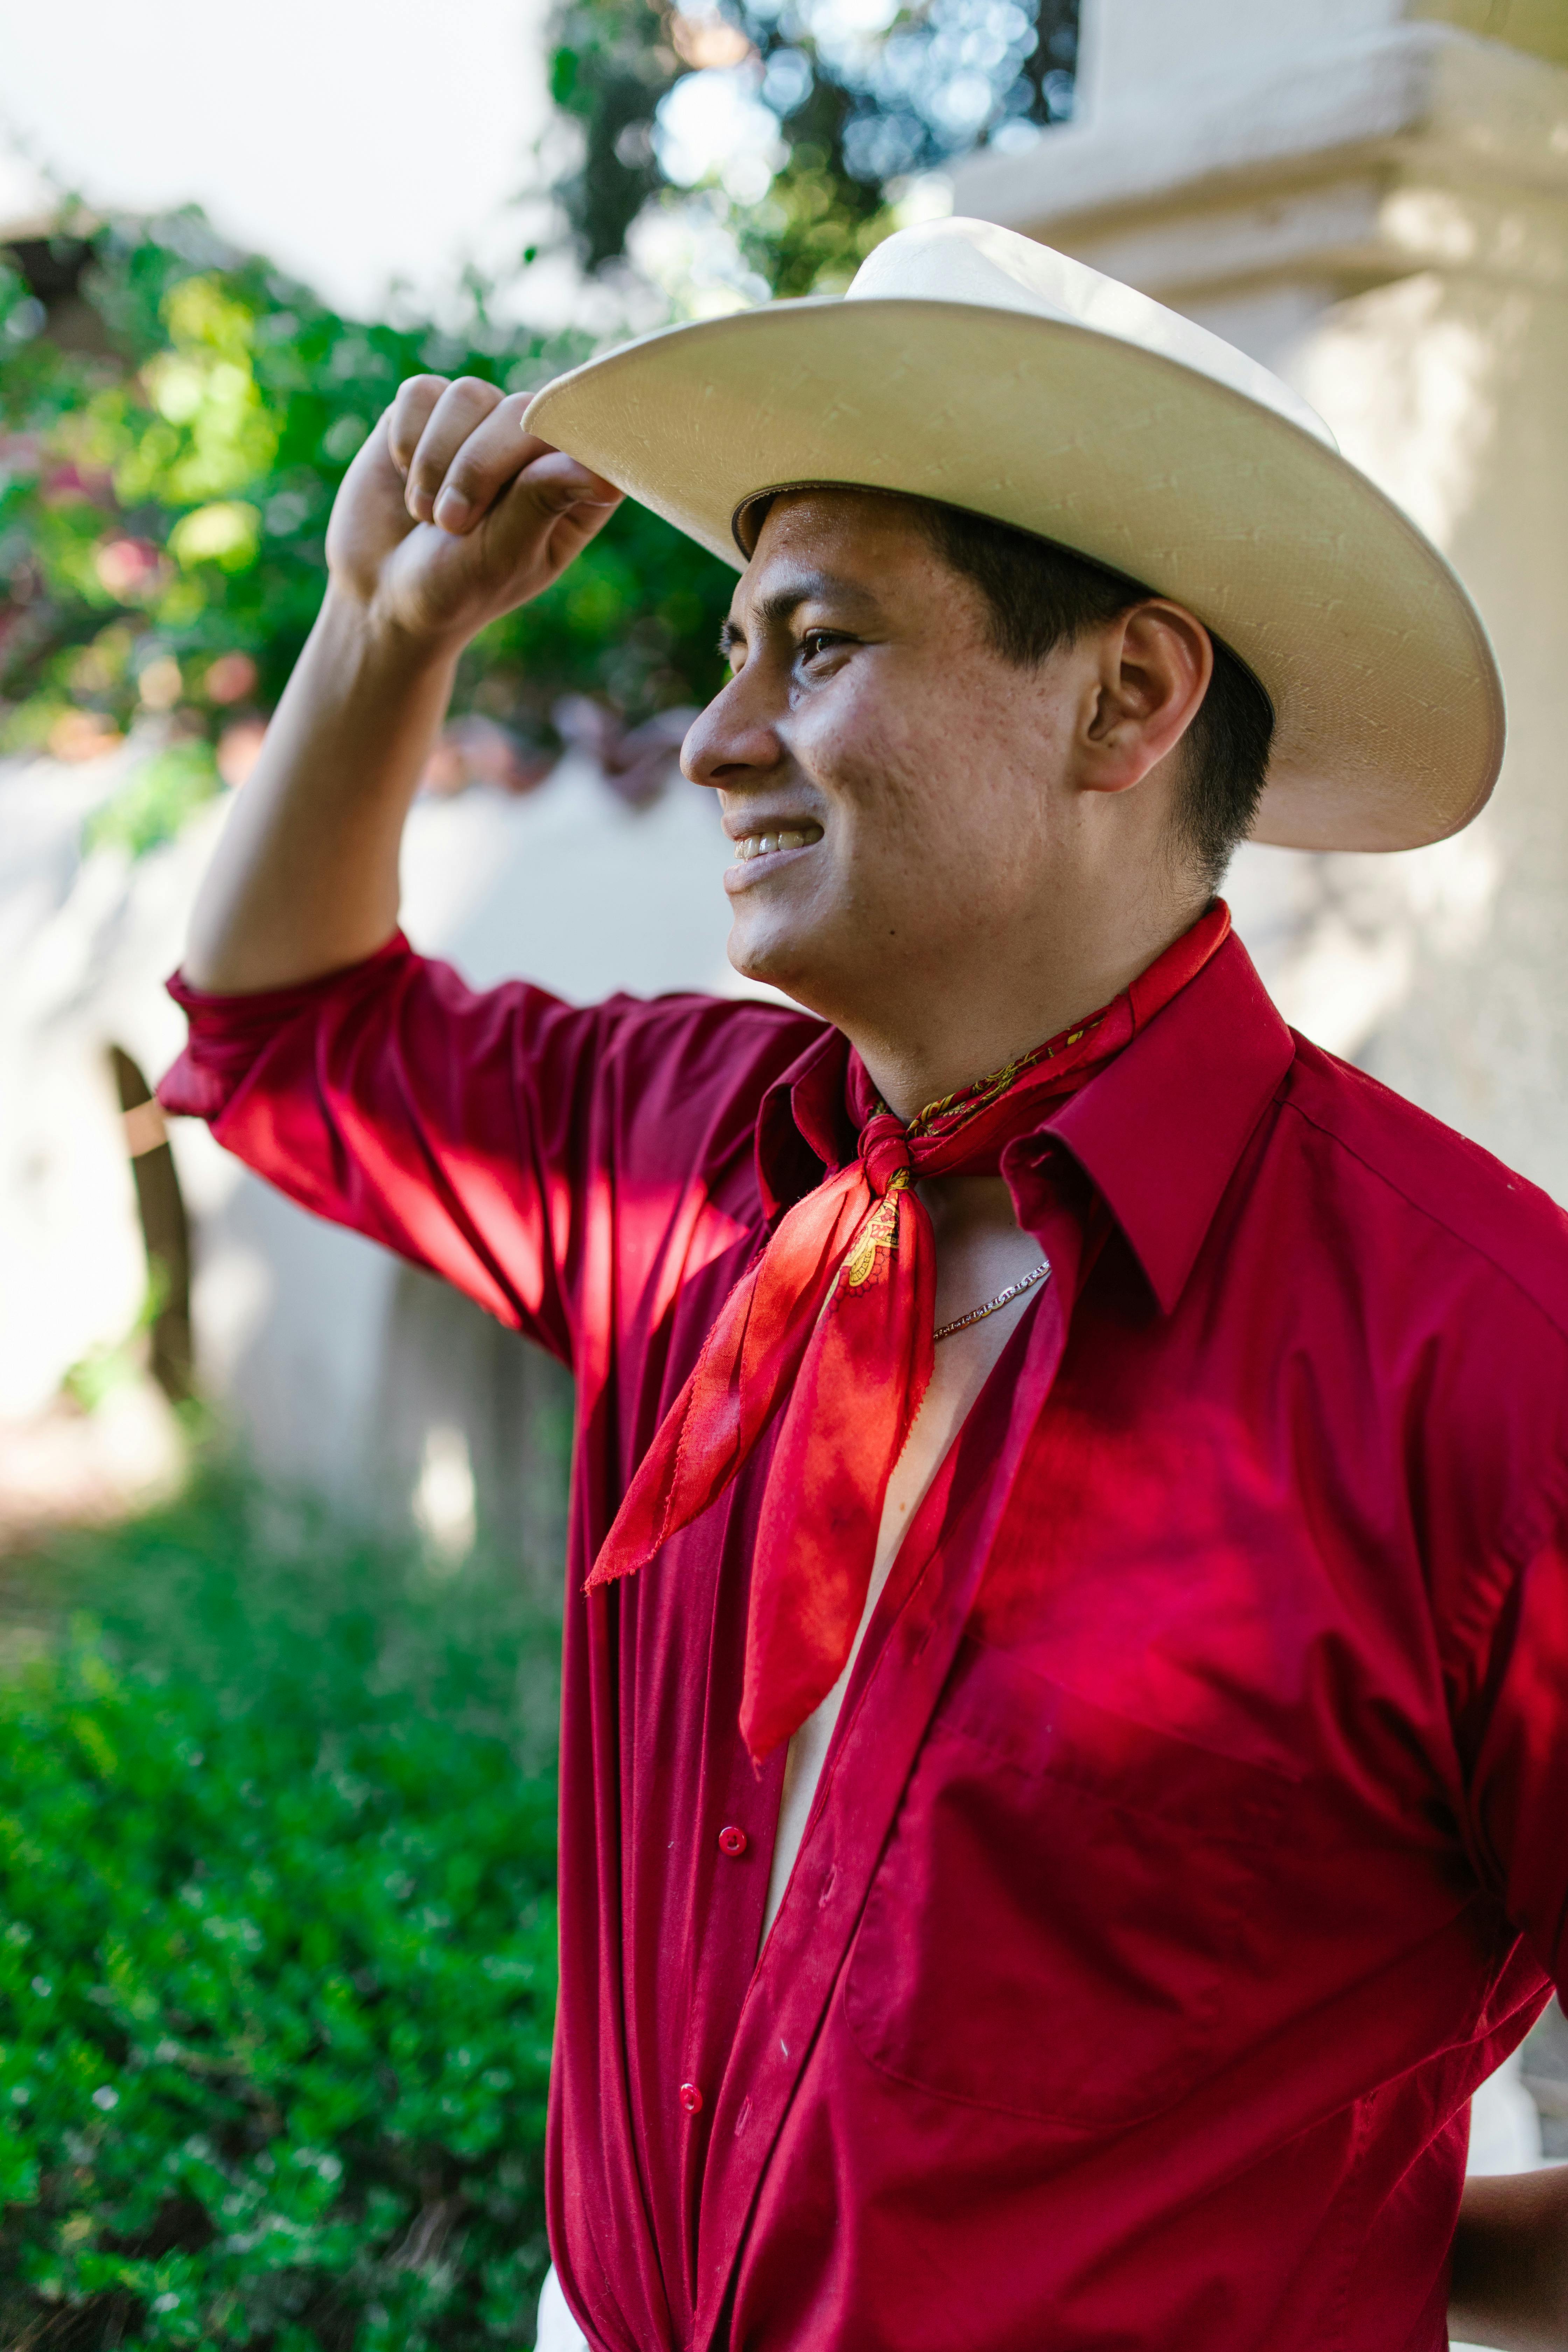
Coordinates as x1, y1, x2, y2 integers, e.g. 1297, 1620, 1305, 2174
0, 0, 554, 319
1, 0, 1566, 2341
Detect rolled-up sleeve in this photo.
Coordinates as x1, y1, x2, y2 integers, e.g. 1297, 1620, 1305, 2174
160, 935, 819, 1368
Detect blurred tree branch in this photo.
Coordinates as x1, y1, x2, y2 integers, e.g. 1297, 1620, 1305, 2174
547, 0, 1079, 294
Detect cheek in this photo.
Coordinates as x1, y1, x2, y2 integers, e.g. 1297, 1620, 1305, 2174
828, 710, 1040, 902
791, 687, 947, 868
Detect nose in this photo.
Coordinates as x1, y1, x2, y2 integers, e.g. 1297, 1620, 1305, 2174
681, 667, 785, 793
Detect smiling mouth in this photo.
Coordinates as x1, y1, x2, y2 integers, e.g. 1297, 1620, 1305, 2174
730, 822, 824, 865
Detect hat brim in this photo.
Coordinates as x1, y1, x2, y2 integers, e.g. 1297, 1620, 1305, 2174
524, 297, 1504, 853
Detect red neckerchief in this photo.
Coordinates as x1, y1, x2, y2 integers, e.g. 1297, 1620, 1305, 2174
588, 902, 1231, 1759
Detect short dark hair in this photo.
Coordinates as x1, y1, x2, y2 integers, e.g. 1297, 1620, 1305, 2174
912, 499, 1274, 894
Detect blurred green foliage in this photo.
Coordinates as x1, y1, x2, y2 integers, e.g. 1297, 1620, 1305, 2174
548, 0, 1079, 295
81, 738, 223, 859
0, 1474, 561, 2347
0, 215, 734, 793
0, 5, 1079, 845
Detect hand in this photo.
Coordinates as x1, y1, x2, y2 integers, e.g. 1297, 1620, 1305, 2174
325, 374, 624, 650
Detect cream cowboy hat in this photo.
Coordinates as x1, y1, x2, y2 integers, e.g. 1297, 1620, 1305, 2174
524, 217, 1504, 852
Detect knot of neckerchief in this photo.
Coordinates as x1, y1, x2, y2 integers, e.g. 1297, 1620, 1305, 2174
587, 902, 1231, 1761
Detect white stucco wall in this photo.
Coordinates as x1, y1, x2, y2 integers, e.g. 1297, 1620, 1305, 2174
0, 748, 744, 1539
956, 0, 1568, 1211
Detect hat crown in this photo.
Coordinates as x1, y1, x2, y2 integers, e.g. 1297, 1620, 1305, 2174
848, 217, 1337, 453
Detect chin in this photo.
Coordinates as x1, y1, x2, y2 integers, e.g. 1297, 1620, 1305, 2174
726, 916, 832, 1015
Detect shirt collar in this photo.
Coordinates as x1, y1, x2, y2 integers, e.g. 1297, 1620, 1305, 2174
755, 1022, 858, 1220
755, 931, 1295, 1309
1032, 931, 1295, 1312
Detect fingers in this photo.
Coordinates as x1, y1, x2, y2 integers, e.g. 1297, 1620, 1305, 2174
422, 400, 574, 535
385, 376, 621, 544
395, 377, 510, 524
386, 375, 456, 483
482, 446, 625, 579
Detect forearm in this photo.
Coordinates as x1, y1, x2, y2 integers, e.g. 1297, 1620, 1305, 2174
1451, 2168, 1568, 2351
181, 374, 621, 993
182, 590, 457, 994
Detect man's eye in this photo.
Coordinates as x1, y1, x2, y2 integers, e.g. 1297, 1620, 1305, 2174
801, 630, 847, 663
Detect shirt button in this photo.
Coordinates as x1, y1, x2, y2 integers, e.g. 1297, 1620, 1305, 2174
679, 2081, 704, 2116
718, 1825, 748, 1856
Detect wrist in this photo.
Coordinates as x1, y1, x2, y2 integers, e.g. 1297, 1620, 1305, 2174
315, 580, 465, 688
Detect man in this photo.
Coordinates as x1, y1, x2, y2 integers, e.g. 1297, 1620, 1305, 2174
161, 219, 1568, 2351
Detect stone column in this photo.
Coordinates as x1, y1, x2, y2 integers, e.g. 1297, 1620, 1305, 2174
956, 0, 1568, 1200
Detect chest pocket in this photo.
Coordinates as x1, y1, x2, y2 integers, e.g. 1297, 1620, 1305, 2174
844, 1637, 1292, 2129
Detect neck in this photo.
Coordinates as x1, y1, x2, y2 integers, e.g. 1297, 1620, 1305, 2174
846, 898, 1205, 1124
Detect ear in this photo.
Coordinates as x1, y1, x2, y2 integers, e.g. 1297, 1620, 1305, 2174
1079, 601, 1213, 797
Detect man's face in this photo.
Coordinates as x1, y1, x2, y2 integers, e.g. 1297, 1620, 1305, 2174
681, 490, 1087, 1030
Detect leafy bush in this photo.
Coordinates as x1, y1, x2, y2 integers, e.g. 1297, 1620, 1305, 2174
1, 4, 1084, 848
0, 216, 734, 781
0, 1474, 562, 2347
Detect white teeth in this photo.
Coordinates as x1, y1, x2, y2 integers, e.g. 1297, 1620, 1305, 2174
733, 824, 821, 862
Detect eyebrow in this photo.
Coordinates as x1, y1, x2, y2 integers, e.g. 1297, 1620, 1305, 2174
720, 569, 882, 653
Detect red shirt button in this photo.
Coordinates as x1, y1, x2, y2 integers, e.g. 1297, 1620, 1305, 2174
718, 1825, 748, 1856
679, 2081, 704, 2115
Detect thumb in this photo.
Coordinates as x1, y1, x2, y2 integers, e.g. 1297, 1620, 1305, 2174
516, 446, 623, 516
483, 447, 625, 582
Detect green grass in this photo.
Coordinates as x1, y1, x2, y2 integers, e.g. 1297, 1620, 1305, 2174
0, 1472, 562, 2348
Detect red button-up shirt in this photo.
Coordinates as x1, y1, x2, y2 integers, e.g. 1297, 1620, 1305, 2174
161, 925, 1568, 2352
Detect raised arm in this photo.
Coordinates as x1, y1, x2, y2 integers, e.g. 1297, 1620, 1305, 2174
181, 378, 622, 993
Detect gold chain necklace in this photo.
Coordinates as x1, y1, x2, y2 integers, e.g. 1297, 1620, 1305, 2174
933, 1258, 1051, 1344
